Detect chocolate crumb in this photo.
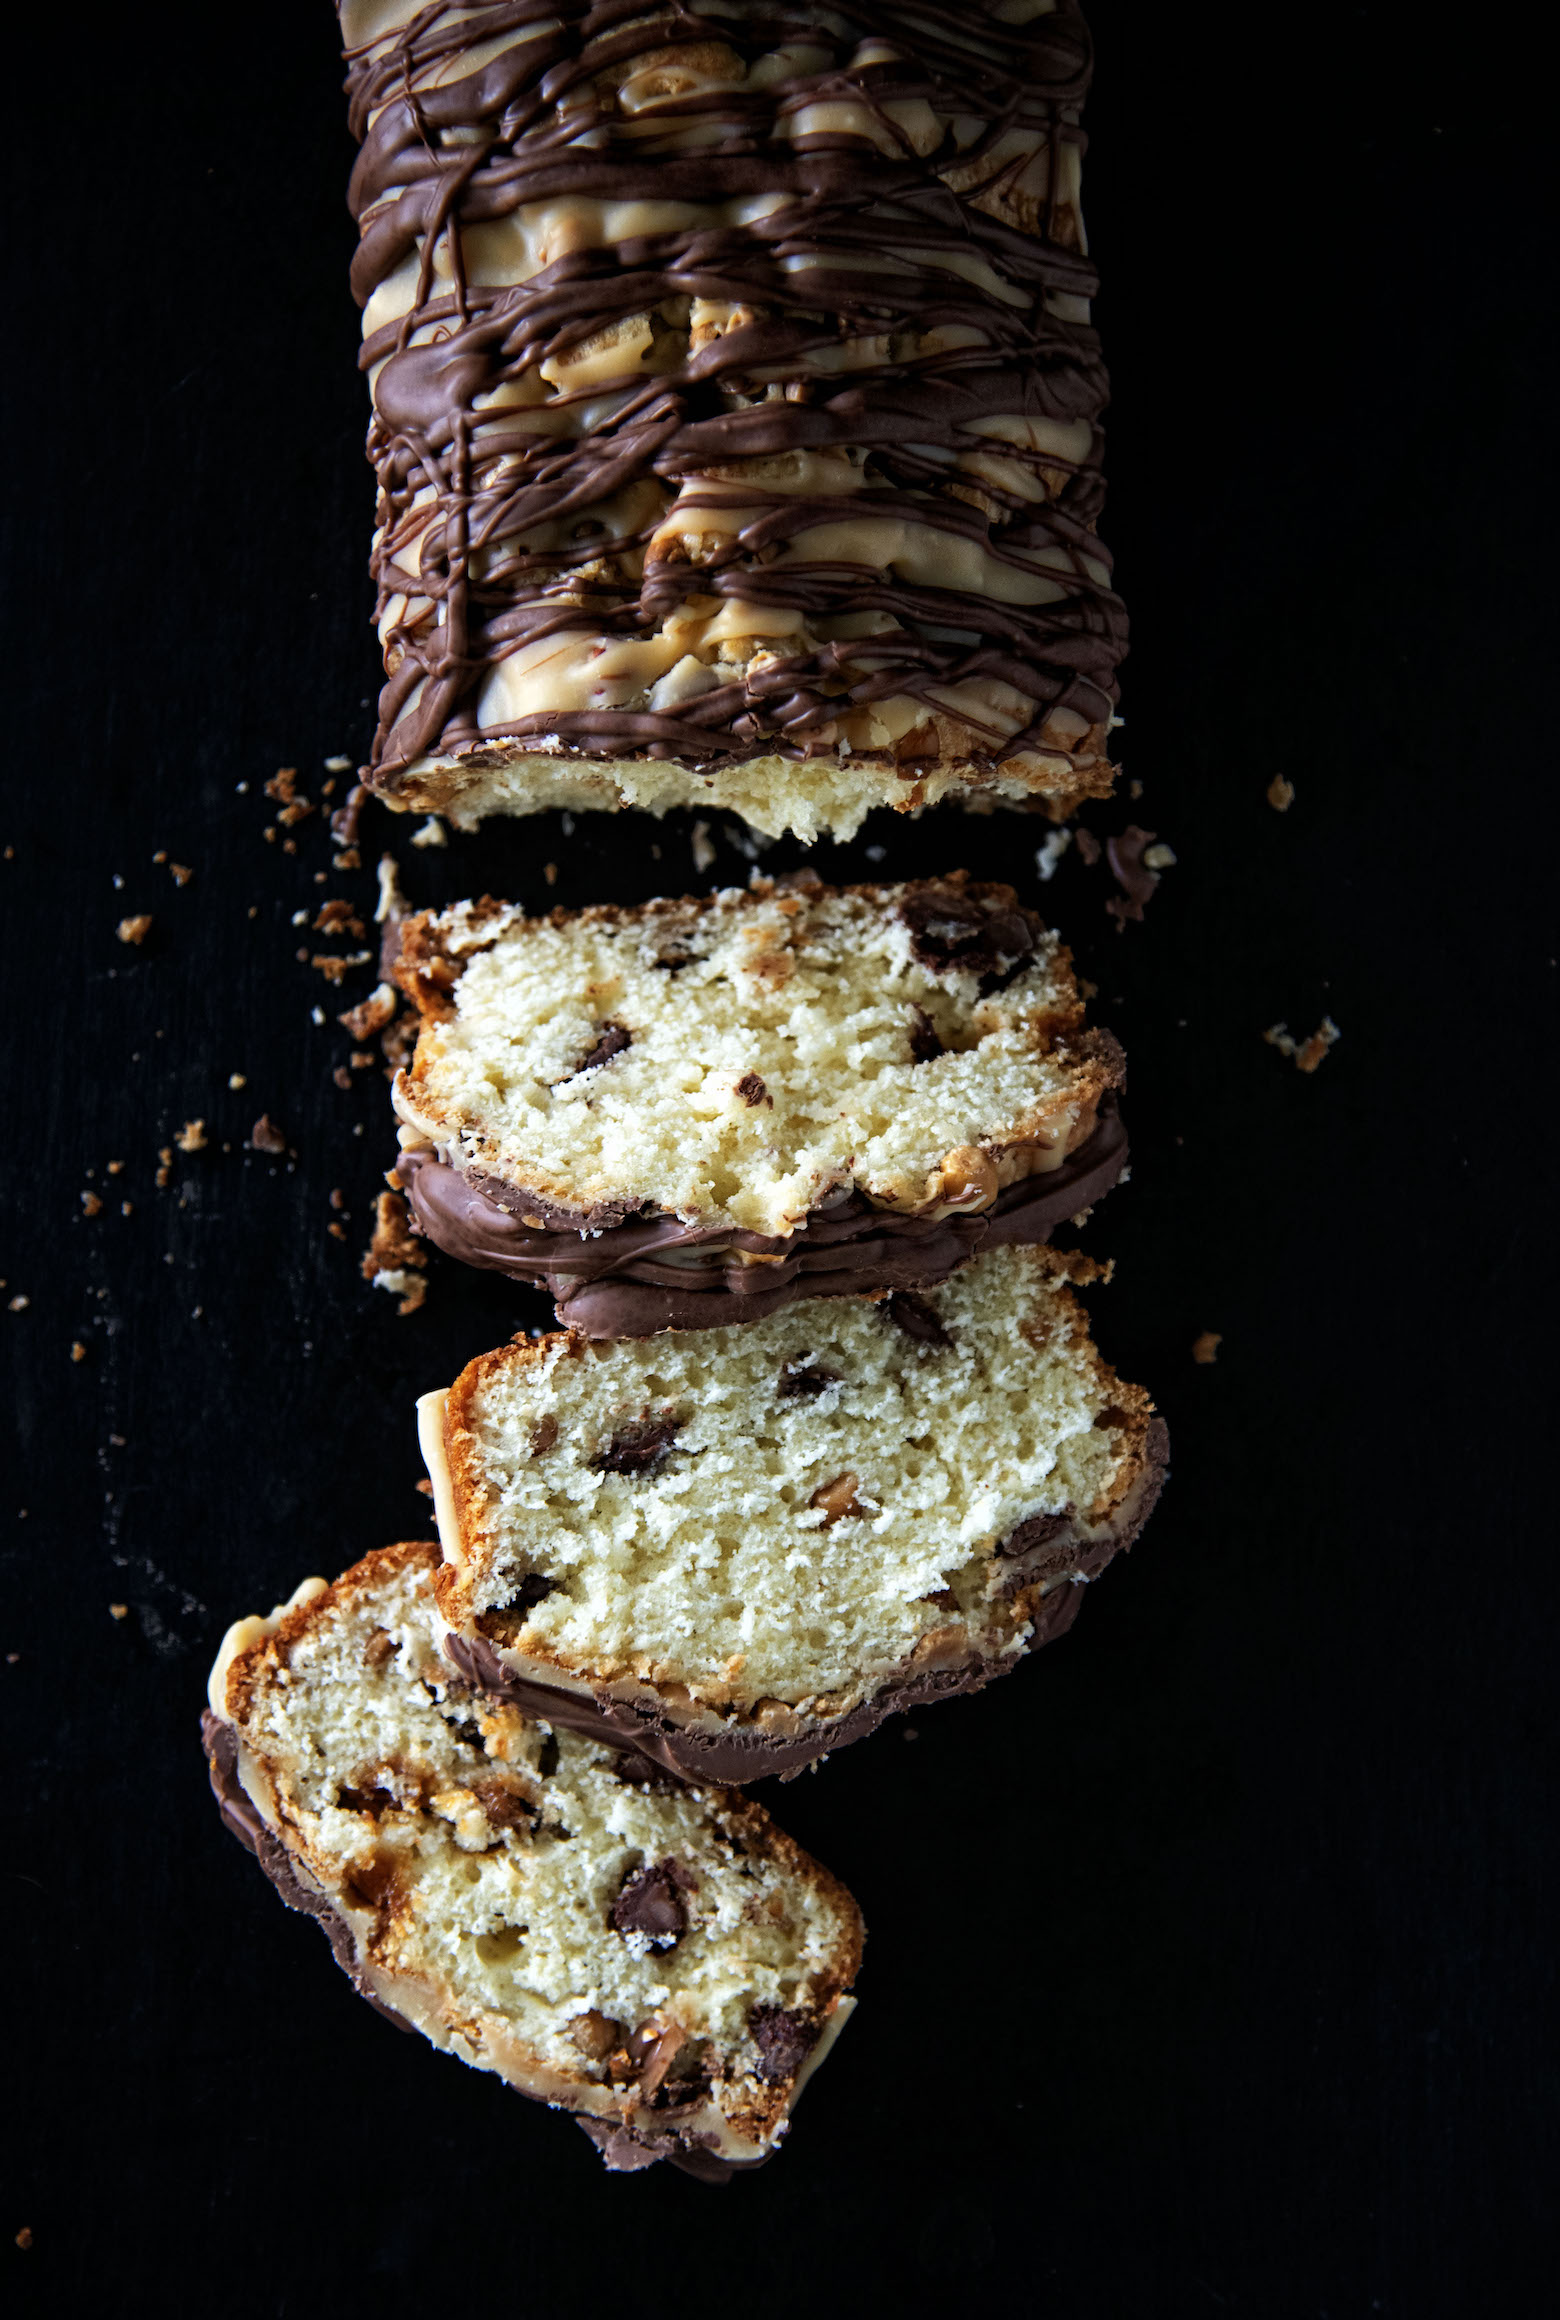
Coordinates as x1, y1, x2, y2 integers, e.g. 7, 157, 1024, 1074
1094, 1404, 1130, 1429
363, 1629, 400, 1669
735, 1070, 770, 1107
611, 1860, 694, 1950
998, 1509, 1072, 1559
591, 1410, 682, 1477
116, 914, 153, 946
1192, 1331, 1222, 1364
897, 877, 1038, 987
249, 1115, 288, 1155
1104, 826, 1161, 930
530, 1415, 559, 1457
570, 2010, 625, 2061
570, 1022, 632, 1078
907, 1004, 945, 1064
472, 1777, 535, 1831
886, 1291, 952, 1349
778, 1359, 841, 1400
748, 2003, 818, 2084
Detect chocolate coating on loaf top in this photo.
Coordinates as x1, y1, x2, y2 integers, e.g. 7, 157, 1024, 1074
397, 1093, 1127, 1334
340, 1, 1123, 785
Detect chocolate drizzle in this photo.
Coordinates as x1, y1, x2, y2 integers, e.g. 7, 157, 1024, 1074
396, 1093, 1127, 1334
339, 2, 1124, 788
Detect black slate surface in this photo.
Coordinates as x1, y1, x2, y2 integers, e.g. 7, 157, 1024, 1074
3, 5, 1555, 2313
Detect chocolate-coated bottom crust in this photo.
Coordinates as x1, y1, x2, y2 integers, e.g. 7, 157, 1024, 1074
199, 1712, 745, 2180
442, 1415, 1168, 1787
397, 1097, 1127, 1336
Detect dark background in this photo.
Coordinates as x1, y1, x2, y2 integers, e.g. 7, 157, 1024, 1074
3, 4, 1554, 2312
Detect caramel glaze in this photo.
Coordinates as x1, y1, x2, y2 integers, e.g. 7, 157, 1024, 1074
340, 1, 1124, 789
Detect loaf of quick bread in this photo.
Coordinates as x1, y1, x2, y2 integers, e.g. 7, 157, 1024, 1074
338, 0, 1122, 839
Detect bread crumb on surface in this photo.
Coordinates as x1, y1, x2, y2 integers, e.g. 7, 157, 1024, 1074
410, 815, 447, 848
116, 914, 153, 945
363, 1189, 429, 1316
169, 862, 193, 885
249, 1115, 288, 1154
15, 2226, 32, 2250
80, 1191, 103, 1216
70, 1341, 86, 1363
109, 1603, 128, 1621
415, 1476, 434, 1496
228, 1072, 246, 1089
1267, 775, 1295, 811
324, 754, 352, 772
1192, 1332, 1222, 1364
106, 1160, 124, 1175
339, 982, 398, 1040
175, 1120, 207, 1153
1264, 1017, 1340, 1073
543, 861, 558, 885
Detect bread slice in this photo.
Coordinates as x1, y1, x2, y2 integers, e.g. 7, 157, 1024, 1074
422, 1247, 1168, 1781
340, 2, 1121, 840
391, 872, 1127, 1335
203, 1540, 862, 2178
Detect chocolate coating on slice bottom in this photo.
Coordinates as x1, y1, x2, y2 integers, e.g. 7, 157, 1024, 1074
398, 1097, 1127, 1336
442, 1416, 1168, 1787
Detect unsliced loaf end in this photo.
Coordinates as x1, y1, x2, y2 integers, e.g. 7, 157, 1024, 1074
205, 1540, 862, 2176
427, 1247, 1168, 1780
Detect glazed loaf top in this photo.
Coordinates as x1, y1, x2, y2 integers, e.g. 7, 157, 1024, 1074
339, 1, 1123, 831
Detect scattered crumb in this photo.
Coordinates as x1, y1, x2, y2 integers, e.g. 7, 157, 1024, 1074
410, 815, 446, 848
282, 837, 298, 855
110, 1434, 125, 1446
864, 843, 886, 863
339, 981, 397, 1040
228, 1072, 246, 1090
116, 914, 153, 945
155, 1145, 173, 1189
650, 843, 661, 860
363, 1189, 429, 1316
1074, 827, 1101, 866
106, 1160, 124, 1175
1267, 775, 1295, 812
109, 1603, 128, 1621
176, 1120, 207, 1154
153, 849, 166, 863
265, 767, 298, 803
16, 2226, 32, 2250
311, 1005, 324, 1025
902, 1726, 919, 1742
1142, 842, 1177, 870
334, 848, 361, 872
324, 754, 352, 772
247, 905, 258, 919
351, 1050, 373, 1070
169, 862, 193, 885
1036, 828, 1071, 882
330, 1188, 346, 1211
322, 779, 336, 797
543, 861, 558, 885
332, 1066, 352, 1091
120, 1201, 133, 1217
1105, 825, 1163, 930
249, 1114, 288, 1154
1192, 1332, 1222, 1365
81, 1191, 103, 1216
1264, 1017, 1341, 1072
327, 1221, 348, 1241
312, 950, 372, 984
415, 1477, 434, 1497
262, 826, 277, 843
375, 854, 406, 924
70, 1341, 86, 1363
691, 819, 716, 873
314, 899, 365, 937
1128, 778, 1143, 799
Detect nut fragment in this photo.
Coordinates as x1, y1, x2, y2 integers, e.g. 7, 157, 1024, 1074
810, 1471, 866, 1526
935, 1145, 998, 1211
569, 2009, 624, 2062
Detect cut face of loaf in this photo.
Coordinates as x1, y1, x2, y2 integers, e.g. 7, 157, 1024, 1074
424, 1247, 1168, 1781
391, 873, 1127, 1333
339, 0, 1121, 839
204, 1541, 861, 2178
